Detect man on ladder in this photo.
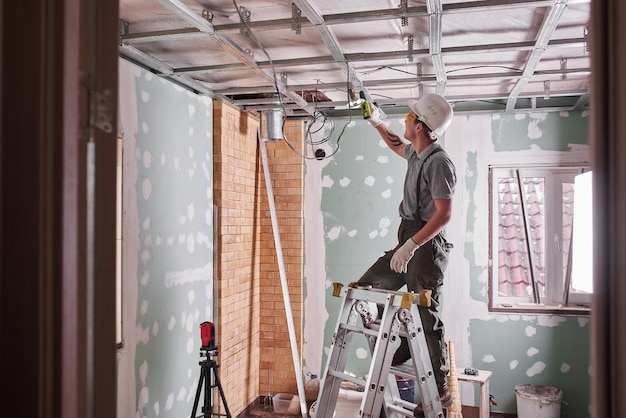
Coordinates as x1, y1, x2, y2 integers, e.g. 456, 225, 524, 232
358, 94, 457, 415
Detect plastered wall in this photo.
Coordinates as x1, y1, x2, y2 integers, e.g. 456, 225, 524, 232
303, 111, 591, 417
117, 59, 215, 418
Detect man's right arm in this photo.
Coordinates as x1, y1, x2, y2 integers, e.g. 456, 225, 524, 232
368, 105, 407, 158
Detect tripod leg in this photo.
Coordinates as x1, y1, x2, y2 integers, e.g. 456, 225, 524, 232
211, 363, 232, 418
191, 363, 206, 418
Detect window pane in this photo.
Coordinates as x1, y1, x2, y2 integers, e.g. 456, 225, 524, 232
571, 171, 593, 293
497, 176, 545, 299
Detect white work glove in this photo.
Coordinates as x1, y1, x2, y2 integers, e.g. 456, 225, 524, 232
390, 238, 420, 273
367, 104, 383, 128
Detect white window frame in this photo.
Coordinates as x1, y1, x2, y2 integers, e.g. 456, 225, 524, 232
489, 165, 591, 313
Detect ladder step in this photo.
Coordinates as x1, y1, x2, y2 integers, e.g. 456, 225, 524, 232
328, 370, 366, 388
338, 322, 379, 338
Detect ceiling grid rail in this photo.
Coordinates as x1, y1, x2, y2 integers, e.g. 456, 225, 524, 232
427, 0, 447, 95
153, 0, 313, 113
505, 0, 569, 111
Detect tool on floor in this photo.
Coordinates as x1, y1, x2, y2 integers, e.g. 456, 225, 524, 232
314, 284, 445, 418
191, 322, 232, 418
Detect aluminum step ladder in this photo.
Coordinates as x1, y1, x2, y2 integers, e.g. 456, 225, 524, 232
313, 283, 445, 418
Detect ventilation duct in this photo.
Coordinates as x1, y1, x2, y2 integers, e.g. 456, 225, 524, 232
262, 108, 284, 141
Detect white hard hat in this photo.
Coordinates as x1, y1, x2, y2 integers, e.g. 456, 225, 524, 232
407, 94, 453, 138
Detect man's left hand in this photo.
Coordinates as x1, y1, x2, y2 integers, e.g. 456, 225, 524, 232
390, 238, 420, 273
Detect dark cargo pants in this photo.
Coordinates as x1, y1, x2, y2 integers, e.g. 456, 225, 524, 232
356, 218, 452, 390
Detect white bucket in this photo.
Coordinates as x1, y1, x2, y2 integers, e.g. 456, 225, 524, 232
515, 384, 562, 418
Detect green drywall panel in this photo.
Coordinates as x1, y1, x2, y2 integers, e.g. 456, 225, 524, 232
492, 112, 589, 152
469, 316, 590, 417
120, 64, 214, 418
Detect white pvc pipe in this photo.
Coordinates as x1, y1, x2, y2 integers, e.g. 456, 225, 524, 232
258, 135, 308, 417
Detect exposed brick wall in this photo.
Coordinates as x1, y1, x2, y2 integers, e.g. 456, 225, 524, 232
213, 100, 303, 415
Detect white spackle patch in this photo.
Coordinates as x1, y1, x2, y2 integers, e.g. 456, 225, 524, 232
369, 230, 379, 239
141, 271, 149, 286
188, 290, 195, 304
377, 155, 389, 164
526, 361, 546, 377
188, 168, 194, 180
188, 204, 195, 221
188, 104, 196, 119
495, 315, 510, 323
168, 316, 176, 330
528, 119, 543, 140
179, 215, 187, 225
321, 175, 334, 188
186, 314, 194, 333
188, 127, 194, 136
186, 337, 194, 354
167, 236, 174, 246
156, 236, 163, 246
141, 90, 150, 103
378, 139, 387, 148
326, 226, 342, 241
514, 113, 527, 120
187, 234, 195, 253
144, 234, 153, 248
165, 394, 174, 411
161, 153, 166, 165
527, 347, 539, 357
164, 263, 212, 287
143, 217, 151, 230
141, 300, 149, 315
339, 177, 351, 187
143, 150, 152, 168
355, 155, 364, 161
153, 401, 160, 416
174, 157, 180, 170
355, 347, 368, 359
152, 321, 158, 336
140, 249, 150, 264
347, 229, 357, 237
578, 317, 590, 327
537, 316, 565, 327
142, 178, 152, 200
482, 354, 496, 363
138, 387, 149, 411
139, 360, 149, 384
177, 386, 188, 402
138, 324, 149, 344
510, 360, 518, 369
386, 176, 394, 184
560, 363, 571, 373
381, 189, 392, 199
205, 208, 212, 225
364, 175, 376, 187
525, 326, 536, 337
142, 122, 149, 135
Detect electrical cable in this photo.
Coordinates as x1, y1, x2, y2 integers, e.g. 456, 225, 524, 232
231, 0, 354, 161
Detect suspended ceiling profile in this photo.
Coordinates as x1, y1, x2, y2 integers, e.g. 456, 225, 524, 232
119, 0, 591, 118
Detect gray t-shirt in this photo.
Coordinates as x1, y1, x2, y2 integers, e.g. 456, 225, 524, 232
399, 142, 456, 221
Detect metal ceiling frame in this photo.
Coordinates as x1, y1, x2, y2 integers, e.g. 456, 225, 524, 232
119, 0, 591, 117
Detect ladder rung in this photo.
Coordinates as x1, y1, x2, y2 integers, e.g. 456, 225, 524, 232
328, 370, 367, 387
338, 322, 379, 338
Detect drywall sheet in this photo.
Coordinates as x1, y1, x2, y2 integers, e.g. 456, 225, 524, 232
117, 59, 214, 418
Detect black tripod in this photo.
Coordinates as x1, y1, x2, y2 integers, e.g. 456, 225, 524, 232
191, 346, 231, 418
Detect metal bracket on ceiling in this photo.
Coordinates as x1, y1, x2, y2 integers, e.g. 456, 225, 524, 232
400, 0, 409, 26
544, 80, 551, 100
239, 6, 251, 36
417, 63, 424, 97
407, 34, 414, 62
201, 10, 214, 24
561, 58, 568, 80
119, 20, 129, 45
292, 3, 302, 35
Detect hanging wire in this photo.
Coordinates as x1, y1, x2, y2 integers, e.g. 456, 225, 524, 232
231, 0, 354, 161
